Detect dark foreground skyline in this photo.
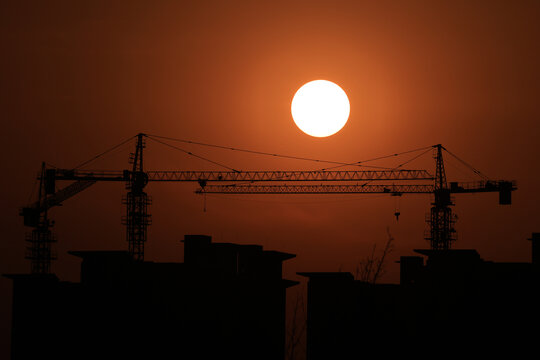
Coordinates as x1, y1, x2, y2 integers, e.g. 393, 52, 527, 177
1, 1, 540, 357
6, 233, 539, 359
6, 235, 297, 359
301, 233, 540, 358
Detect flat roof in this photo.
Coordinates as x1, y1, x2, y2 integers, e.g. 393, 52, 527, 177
68, 250, 131, 258
297, 272, 354, 280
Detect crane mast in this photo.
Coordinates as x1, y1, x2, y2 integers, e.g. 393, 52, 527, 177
427, 144, 455, 250
123, 133, 151, 261
21, 134, 516, 273
23, 163, 56, 274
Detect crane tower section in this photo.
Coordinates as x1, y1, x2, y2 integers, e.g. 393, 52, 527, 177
427, 144, 455, 251
122, 133, 151, 261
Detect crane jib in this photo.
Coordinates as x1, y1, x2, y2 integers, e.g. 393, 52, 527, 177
48, 169, 435, 183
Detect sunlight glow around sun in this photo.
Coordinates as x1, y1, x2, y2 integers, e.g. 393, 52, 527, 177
291, 80, 350, 137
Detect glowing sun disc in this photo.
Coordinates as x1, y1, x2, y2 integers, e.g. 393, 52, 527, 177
291, 80, 350, 137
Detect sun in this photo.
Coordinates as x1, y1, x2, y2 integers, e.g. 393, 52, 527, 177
291, 80, 350, 137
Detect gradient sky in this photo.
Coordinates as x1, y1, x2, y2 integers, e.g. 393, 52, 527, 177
1, 1, 539, 356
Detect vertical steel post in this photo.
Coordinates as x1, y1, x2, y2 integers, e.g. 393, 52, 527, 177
123, 134, 151, 261
425, 145, 456, 250
25, 162, 56, 273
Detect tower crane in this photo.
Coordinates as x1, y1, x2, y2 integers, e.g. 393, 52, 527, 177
199, 145, 516, 251
20, 134, 516, 274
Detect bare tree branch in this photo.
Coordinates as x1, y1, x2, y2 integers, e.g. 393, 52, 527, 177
355, 227, 395, 284
286, 286, 307, 360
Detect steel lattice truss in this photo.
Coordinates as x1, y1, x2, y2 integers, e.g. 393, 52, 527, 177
196, 184, 435, 194
197, 180, 517, 195
53, 169, 434, 182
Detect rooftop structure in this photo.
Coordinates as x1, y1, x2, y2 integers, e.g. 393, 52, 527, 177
5, 235, 297, 360
300, 233, 540, 357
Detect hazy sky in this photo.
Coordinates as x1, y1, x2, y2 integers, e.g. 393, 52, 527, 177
1, 1, 539, 355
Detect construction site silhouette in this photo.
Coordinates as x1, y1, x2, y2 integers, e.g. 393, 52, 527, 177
6, 134, 537, 359
300, 233, 540, 357
6, 233, 539, 359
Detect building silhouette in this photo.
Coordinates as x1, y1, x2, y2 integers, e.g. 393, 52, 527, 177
300, 233, 540, 358
5, 235, 297, 360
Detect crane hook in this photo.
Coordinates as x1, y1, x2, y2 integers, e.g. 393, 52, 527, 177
393, 192, 402, 222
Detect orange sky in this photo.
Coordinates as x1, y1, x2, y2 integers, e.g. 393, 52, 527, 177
1, 1, 540, 355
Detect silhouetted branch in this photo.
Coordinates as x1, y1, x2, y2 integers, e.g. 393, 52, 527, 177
286, 286, 307, 360
355, 227, 395, 284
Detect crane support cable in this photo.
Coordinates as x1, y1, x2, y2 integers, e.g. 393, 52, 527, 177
146, 136, 240, 172
72, 135, 137, 170
442, 147, 490, 180
45, 162, 60, 169
318, 145, 434, 171
394, 148, 434, 170
345, 147, 434, 190
145, 133, 351, 166
145, 134, 393, 175
145, 133, 434, 171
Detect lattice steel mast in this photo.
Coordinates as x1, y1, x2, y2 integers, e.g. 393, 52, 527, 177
425, 144, 455, 250
23, 163, 56, 274
123, 133, 151, 261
